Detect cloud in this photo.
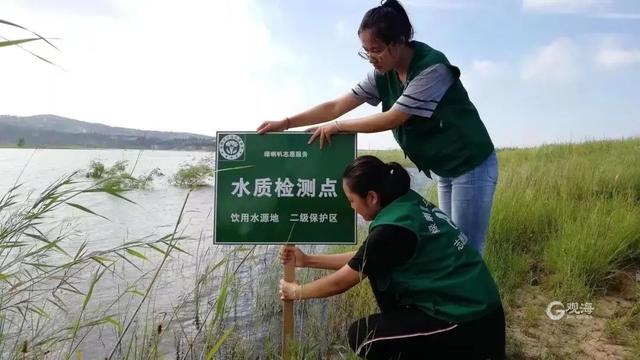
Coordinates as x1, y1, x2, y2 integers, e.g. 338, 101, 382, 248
18, 0, 121, 17
521, 38, 581, 82
595, 48, 640, 69
592, 12, 640, 19
523, 1, 640, 19
0, 0, 307, 135
471, 60, 499, 77
522, 0, 612, 13
460, 60, 500, 91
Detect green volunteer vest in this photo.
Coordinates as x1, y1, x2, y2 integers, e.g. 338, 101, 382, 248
369, 190, 501, 323
375, 41, 494, 177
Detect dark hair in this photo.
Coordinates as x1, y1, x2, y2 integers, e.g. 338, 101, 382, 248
358, 0, 414, 45
342, 155, 410, 207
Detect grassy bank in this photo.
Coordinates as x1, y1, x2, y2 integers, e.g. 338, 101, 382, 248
364, 138, 640, 298
3, 138, 639, 359
326, 138, 640, 359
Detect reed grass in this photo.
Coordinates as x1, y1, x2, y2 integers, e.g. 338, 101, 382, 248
3, 138, 639, 359
0, 169, 244, 359
320, 138, 640, 358
364, 138, 640, 300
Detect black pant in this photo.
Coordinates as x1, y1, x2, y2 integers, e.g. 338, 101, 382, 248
347, 305, 505, 360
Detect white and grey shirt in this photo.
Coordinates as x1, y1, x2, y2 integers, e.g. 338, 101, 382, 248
351, 63, 455, 118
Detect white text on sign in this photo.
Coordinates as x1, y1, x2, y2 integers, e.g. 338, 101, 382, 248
231, 178, 338, 198
230, 213, 339, 223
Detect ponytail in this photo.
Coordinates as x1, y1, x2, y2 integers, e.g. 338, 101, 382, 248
343, 155, 410, 207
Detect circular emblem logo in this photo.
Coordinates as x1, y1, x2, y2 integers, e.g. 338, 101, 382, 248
546, 301, 566, 321
218, 134, 245, 160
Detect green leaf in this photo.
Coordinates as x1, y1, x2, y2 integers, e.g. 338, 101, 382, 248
29, 305, 51, 319
214, 165, 254, 173
23, 232, 70, 257
0, 273, 14, 281
20, 48, 60, 68
85, 188, 137, 204
74, 242, 88, 261
0, 38, 39, 48
206, 326, 235, 360
102, 316, 123, 332
22, 262, 56, 269
125, 248, 148, 261
91, 256, 112, 266
66, 202, 110, 221
146, 244, 167, 256
82, 269, 103, 309
127, 288, 145, 297
161, 240, 190, 256
214, 276, 232, 324
115, 252, 142, 272
0, 19, 60, 50
0, 242, 27, 249
210, 258, 227, 273
286, 222, 297, 243
47, 297, 67, 314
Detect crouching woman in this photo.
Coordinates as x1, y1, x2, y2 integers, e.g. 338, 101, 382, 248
279, 155, 505, 359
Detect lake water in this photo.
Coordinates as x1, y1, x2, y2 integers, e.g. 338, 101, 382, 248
0, 148, 433, 358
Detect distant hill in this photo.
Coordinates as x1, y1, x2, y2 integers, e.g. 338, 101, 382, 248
0, 115, 215, 150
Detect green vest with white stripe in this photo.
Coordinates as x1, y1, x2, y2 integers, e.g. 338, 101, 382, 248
375, 41, 494, 177
369, 190, 501, 323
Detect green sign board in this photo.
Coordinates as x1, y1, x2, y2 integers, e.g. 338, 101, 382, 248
214, 132, 357, 245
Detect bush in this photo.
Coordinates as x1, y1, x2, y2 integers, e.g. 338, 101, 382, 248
85, 160, 162, 191
170, 156, 214, 188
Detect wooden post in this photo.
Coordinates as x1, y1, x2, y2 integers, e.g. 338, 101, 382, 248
282, 244, 295, 360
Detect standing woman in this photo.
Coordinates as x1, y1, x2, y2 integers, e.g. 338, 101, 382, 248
257, 0, 498, 253
279, 156, 505, 359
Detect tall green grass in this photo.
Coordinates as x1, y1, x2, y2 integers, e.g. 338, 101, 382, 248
364, 139, 640, 299
0, 174, 239, 359
292, 138, 640, 358
485, 139, 640, 300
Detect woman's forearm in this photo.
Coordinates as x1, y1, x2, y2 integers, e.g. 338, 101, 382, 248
339, 109, 408, 133
305, 251, 357, 270
288, 94, 364, 129
298, 265, 363, 300
288, 101, 341, 128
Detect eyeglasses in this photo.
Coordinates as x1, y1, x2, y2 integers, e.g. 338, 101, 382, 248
357, 45, 389, 61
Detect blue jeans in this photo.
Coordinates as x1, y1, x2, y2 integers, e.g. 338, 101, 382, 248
433, 152, 498, 254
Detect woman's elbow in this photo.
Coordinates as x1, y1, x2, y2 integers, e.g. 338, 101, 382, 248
330, 276, 359, 295
332, 282, 350, 296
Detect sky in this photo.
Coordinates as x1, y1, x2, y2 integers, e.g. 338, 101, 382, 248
1, 0, 639, 149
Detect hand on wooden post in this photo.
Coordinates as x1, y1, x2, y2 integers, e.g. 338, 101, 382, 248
279, 279, 302, 301
279, 245, 307, 267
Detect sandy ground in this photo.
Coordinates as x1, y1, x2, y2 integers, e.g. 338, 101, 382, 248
507, 270, 639, 359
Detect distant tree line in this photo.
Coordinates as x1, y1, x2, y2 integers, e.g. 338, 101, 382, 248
0, 125, 215, 150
